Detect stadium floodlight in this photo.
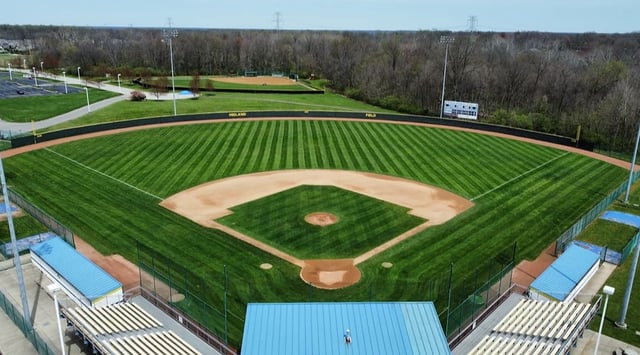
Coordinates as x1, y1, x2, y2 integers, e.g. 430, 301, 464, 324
77, 66, 81, 82
616, 241, 639, 329
62, 71, 68, 94
594, 285, 615, 355
0, 155, 32, 330
439, 35, 455, 118
32, 67, 38, 86
117, 73, 121, 89
7, 63, 12, 80
624, 123, 640, 203
163, 18, 178, 116
84, 87, 91, 112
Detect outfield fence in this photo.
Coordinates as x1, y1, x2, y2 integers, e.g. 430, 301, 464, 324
621, 231, 640, 263
7, 189, 75, 248
554, 169, 640, 256
0, 289, 56, 355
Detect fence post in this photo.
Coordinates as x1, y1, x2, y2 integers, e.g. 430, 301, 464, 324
445, 262, 453, 336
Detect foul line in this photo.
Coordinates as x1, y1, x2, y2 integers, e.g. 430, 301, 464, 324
44, 148, 163, 201
471, 152, 570, 201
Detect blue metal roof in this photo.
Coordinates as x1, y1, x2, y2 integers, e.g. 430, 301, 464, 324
530, 243, 600, 301
30, 237, 121, 301
241, 302, 450, 355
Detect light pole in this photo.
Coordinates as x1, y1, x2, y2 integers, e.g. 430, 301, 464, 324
40, 61, 44, 74
53, 291, 67, 355
163, 19, 178, 116
32, 67, 38, 86
84, 87, 91, 112
624, 122, 640, 203
62, 71, 68, 94
117, 73, 121, 89
616, 240, 639, 329
439, 35, 454, 118
594, 285, 615, 355
7, 63, 12, 80
77, 66, 81, 82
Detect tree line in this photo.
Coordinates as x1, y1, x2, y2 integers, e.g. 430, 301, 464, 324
1, 25, 639, 153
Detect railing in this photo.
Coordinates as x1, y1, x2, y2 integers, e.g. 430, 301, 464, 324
138, 286, 238, 355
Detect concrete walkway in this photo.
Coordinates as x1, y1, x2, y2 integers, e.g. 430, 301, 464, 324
0, 68, 192, 134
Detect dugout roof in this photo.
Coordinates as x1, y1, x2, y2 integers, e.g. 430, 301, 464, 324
30, 236, 121, 303
241, 302, 450, 355
530, 243, 599, 302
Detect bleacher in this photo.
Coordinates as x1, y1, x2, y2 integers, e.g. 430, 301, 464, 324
468, 299, 597, 354
62, 302, 202, 355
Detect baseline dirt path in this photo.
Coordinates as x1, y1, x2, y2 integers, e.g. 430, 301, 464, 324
161, 169, 474, 289
2, 117, 634, 291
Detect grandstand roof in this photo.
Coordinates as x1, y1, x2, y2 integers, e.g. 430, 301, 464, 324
241, 302, 450, 355
30, 236, 121, 302
530, 243, 599, 302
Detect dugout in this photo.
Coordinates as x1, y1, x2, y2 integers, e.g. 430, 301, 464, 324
30, 236, 123, 308
529, 243, 600, 303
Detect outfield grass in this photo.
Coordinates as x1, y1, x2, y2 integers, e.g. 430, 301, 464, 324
217, 185, 425, 259
4, 120, 628, 345
44, 91, 393, 131
0, 88, 119, 122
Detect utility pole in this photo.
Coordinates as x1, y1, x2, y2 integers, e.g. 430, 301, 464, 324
274, 12, 282, 31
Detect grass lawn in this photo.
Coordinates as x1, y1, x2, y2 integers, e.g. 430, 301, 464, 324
578, 219, 638, 252
0, 214, 49, 244
4, 120, 628, 345
589, 255, 640, 347
217, 185, 425, 259
0, 88, 119, 122
44, 91, 393, 131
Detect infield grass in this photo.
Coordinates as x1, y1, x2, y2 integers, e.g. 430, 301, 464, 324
4, 120, 628, 345
217, 185, 426, 259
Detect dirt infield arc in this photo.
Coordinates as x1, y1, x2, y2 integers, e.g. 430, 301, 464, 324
160, 169, 474, 289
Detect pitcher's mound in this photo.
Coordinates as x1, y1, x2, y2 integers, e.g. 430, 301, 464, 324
300, 259, 360, 289
305, 212, 338, 227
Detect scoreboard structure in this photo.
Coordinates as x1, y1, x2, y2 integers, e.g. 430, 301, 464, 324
443, 100, 479, 120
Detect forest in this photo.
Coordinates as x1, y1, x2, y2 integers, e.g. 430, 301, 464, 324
1, 25, 639, 153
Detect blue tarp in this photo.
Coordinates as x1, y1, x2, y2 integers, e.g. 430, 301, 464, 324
600, 210, 640, 228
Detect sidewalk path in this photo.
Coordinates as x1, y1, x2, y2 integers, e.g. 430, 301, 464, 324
0, 68, 191, 133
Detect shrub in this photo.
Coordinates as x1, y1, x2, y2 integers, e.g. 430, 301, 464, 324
130, 91, 146, 101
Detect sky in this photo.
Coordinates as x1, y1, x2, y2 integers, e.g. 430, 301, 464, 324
2, 0, 638, 33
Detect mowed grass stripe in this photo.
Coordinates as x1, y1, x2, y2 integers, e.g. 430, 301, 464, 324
5, 120, 628, 346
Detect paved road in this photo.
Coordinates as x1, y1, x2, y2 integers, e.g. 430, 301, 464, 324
0, 68, 191, 134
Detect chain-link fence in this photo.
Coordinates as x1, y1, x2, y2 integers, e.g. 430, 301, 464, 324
0, 289, 56, 355
555, 170, 640, 255
7, 189, 74, 247
137, 239, 517, 348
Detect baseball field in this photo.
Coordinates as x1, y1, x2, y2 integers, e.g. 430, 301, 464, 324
2, 118, 629, 345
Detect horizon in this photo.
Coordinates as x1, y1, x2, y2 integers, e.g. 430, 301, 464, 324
2, 0, 638, 34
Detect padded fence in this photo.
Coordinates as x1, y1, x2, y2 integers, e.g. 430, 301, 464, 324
11, 111, 586, 149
